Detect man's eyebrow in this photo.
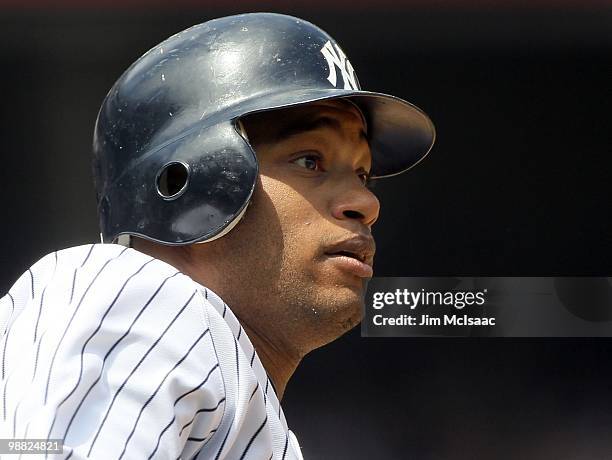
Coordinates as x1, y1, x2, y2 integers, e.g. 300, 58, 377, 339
274, 115, 367, 142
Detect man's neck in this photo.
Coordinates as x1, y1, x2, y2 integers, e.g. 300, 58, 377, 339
238, 319, 301, 400
131, 239, 303, 399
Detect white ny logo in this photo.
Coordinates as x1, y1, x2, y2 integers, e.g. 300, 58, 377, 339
320, 40, 358, 90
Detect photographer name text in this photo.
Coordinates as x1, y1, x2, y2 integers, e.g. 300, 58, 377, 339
370, 288, 495, 327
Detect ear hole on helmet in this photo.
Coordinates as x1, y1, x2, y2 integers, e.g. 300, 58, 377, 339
156, 162, 190, 200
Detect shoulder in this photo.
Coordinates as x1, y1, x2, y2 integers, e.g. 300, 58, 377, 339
18, 243, 202, 298
59, 244, 211, 324
0, 244, 230, 458
1, 244, 216, 346
3, 244, 169, 301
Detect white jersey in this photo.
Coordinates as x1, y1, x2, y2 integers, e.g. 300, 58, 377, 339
0, 244, 304, 459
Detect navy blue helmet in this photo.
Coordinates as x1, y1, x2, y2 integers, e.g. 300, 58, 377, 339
93, 12, 435, 246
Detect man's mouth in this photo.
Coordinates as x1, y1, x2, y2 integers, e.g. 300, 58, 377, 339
329, 250, 366, 263
323, 235, 375, 278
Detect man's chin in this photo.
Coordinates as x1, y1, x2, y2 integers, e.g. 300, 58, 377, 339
306, 293, 364, 345
280, 277, 366, 350
338, 308, 363, 334
310, 310, 362, 350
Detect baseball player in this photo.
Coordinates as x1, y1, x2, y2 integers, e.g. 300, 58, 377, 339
0, 12, 435, 459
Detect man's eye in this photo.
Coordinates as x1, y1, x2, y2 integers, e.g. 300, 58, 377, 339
293, 155, 322, 171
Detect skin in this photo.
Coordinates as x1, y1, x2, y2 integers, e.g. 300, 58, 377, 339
134, 99, 380, 399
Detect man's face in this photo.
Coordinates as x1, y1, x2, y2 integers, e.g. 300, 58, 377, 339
191, 99, 380, 352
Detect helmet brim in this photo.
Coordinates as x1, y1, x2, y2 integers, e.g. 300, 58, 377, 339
235, 88, 436, 179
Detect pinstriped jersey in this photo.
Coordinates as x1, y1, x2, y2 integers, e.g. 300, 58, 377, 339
0, 244, 304, 459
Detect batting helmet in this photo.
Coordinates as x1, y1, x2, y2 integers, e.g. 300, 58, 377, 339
93, 12, 435, 246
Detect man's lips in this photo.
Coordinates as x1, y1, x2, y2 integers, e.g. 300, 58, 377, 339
323, 253, 374, 278
323, 235, 375, 278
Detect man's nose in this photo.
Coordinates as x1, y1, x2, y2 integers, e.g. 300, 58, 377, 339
330, 175, 380, 228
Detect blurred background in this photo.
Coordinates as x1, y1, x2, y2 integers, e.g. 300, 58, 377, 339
0, 1, 611, 459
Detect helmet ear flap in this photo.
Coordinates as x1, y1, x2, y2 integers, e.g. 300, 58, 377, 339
99, 119, 258, 246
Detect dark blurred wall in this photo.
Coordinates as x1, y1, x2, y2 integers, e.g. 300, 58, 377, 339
0, 5, 611, 459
